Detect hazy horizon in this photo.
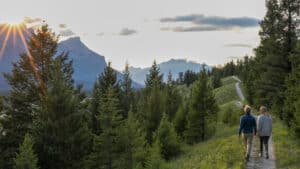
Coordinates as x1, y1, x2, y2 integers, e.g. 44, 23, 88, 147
1, 0, 266, 70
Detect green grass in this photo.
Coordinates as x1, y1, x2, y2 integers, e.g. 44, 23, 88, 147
166, 124, 245, 169
221, 76, 239, 86
165, 77, 246, 169
214, 82, 239, 105
273, 120, 300, 169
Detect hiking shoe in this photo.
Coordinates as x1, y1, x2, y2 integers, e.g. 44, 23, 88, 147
245, 155, 250, 161
266, 154, 269, 159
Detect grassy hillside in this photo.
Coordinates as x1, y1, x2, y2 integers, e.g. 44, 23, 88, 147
273, 119, 300, 169
169, 76, 300, 169
166, 76, 245, 169
213, 76, 240, 105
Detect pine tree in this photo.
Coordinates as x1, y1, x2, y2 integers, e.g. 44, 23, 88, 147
184, 70, 218, 144
121, 111, 149, 168
183, 70, 198, 87
145, 78, 165, 143
294, 94, 300, 138
120, 63, 134, 118
280, 0, 300, 57
254, 0, 287, 114
153, 113, 181, 160
34, 61, 90, 169
145, 61, 164, 90
86, 87, 124, 169
164, 72, 182, 121
13, 134, 39, 169
91, 62, 121, 135
0, 95, 3, 112
210, 74, 221, 89
173, 104, 188, 137
145, 141, 168, 169
285, 42, 300, 130
0, 24, 73, 169
254, 0, 299, 116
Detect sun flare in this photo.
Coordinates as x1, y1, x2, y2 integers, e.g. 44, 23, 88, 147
0, 17, 25, 26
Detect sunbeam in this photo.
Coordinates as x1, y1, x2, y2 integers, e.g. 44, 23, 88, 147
0, 22, 46, 95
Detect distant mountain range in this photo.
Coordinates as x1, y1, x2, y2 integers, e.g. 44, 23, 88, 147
129, 59, 210, 85
0, 26, 141, 93
0, 25, 211, 93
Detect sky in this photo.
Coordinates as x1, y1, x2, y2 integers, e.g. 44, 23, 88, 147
0, 0, 266, 70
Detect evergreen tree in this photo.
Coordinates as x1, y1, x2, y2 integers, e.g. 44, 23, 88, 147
34, 61, 90, 169
145, 61, 164, 90
121, 111, 149, 168
120, 63, 134, 118
239, 56, 256, 105
13, 134, 39, 169
145, 141, 168, 169
173, 104, 188, 137
177, 72, 184, 85
294, 94, 300, 138
285, 42, 300, 129
280, 0, 300, 58
210, 74, 221, 89
254, 0, 299, 116
282, 0, 300, 125
183, 70, 198, 87
0, 95, 3, 112
185, 71, 218, 144
145, 78, 165, 143
254, 0, 287, 115
222, 61, 236, 77
0, 24, 73, 169
153, 114, 181, 160
164, 72, 182, 121
91, 62, 121, 135
86, 88, 124, 169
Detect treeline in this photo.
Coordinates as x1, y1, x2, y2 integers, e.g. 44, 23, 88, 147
0, 25, 219, 169
212, 0, 300, 138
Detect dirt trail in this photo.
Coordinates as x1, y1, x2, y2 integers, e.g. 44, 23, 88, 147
246, 137, 276, 169
233, 76, 276, 169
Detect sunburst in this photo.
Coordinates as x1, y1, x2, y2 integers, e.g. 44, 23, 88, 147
0, 22, 45, 95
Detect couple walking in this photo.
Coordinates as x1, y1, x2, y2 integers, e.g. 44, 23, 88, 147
238, 105, 272, 161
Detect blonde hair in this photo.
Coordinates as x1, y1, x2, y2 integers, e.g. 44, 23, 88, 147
244, 105, 251, 114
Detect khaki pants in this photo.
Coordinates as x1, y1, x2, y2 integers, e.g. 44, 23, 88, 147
243, 133, 254, 156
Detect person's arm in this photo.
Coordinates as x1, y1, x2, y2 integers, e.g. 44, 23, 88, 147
238, 116, 244, 136
270, 115, 272, 134
257, 116, 262, 135
253, 118, 257, 135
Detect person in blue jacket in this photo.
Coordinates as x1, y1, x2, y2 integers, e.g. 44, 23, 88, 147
238, 105, 257, 161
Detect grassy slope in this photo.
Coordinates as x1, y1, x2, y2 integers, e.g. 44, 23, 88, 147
166, 76, 245, 169
272, 119, 300, 169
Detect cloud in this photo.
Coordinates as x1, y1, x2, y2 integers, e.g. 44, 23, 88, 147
59, 29, 75, 37
119, 28, 137, 36
160, 14, 260, 32
23, 17, 43, 24
161, 26, 228, 32
224, 43, 253, 48
59, 24, 67, 28
96, 32, 104, 36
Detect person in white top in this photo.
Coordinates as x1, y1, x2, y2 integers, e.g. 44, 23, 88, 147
257, 106, 272, 159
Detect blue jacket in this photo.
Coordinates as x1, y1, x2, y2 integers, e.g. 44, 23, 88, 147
238, 114, 257, 135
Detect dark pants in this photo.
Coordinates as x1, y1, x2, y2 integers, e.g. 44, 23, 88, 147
259, 136, 270, 155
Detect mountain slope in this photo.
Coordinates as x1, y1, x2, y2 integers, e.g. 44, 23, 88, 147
57, 37, 107, 90
0, 26, 141, 93
129, 59, 210, 85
